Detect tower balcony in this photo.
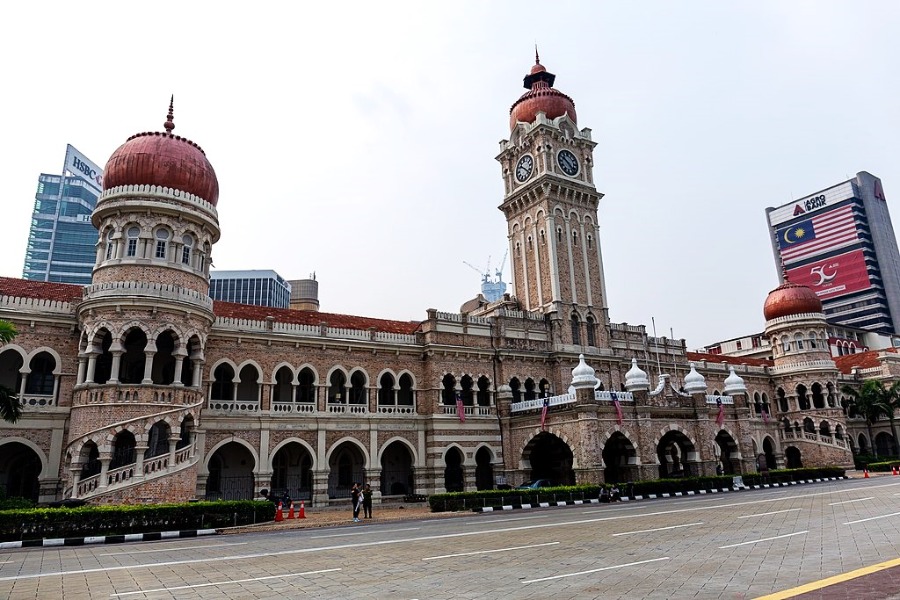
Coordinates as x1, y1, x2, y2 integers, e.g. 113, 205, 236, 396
73, 384, 204, 407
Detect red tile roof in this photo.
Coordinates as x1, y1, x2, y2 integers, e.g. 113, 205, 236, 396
0, 277, 84, 303
213, 301, 422, 335
833, 347, 899, 374
685, 351, 773, 368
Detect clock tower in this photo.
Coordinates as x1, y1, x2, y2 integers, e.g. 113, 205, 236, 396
497, 55, 609, 348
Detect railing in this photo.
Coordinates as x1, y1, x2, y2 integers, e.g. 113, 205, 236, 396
706, 395, 734, 405
76, 474, 100, 496
143, 454, 170, 475
595, 391, 634, 402
441, 405, 495, 417
207, 400, 260, 412
75, 385, 203, 406
376, 404, 416, 415
327, 403, 367, 414
107, 464, 134, 486
511, 392, 575, 413
21, 394, 56, 408
272, 402, 316, 414
782, 430, 849, 449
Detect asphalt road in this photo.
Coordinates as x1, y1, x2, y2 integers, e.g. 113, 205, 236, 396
3, 477, 900, 599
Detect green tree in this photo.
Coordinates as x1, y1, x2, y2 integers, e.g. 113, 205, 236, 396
882, 380, 900, 457
843, 380, 891, 458
0, 319, 22, 423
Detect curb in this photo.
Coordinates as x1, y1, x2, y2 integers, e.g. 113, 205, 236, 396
0, 528, 218, 550
471, 477, 847, 513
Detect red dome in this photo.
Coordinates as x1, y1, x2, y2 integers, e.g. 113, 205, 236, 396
509, 59, 576, 131
763, 280, 822, 320
103, 102, 219, 206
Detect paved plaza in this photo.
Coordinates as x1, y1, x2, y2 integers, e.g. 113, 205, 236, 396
3, 477, 900, 599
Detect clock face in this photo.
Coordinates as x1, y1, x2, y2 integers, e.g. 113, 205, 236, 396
557, 149, 579, 176
515, 155, 534, 183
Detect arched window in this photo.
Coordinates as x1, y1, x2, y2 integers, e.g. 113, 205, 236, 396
781, 336, 790, 353
182, 234, 194, 265
794, 333, 804, 351
154, 229, 169, 260
329, 371, 347, 403
587, 234, 593, 249
571, 314, 581, 345
572, 230, 578, 246
126, 226, 140, 258
557, 228, 563, 243
809, 332, 818, 349
509, 377, 521, 403
586, 316, 596, 346
105, 229, 115, 260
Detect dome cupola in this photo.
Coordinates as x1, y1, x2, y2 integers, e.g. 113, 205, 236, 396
509, 50, 577, 131
763, 279, 822, 321
624, 358, 650, 392
103, 97, 220, 206
683, 363, 708, 395
571, 354, 597, 388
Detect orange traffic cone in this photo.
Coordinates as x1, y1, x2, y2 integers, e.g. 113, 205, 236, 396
288, 501, 295, 519
864, 468, 870, 479
275, 501, 284, 522
893, 466, 898, 476
298, 500, 306, 519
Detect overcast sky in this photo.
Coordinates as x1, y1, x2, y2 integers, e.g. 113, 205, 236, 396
3, 1, 898, 348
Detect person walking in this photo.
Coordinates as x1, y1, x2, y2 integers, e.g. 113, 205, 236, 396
351, 482, 362, 522
362, 483, 373, 518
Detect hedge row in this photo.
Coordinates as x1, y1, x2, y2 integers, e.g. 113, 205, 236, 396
866, 461, 900, 472
0, 500, 275, 542
428, 467, 845, 512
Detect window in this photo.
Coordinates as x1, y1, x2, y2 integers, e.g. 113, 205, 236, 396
557, 228, 563, 242
587, 234, 593, 249
104, 230, 114, 260
126, 226, 140, 257
155, 229, 169, 259
182, 234, 193, 265
572, 230, 578, 246
586, 315, 596, 346
571, 314, 581, 345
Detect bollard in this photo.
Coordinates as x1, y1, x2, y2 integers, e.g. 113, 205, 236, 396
298, 500, 306, 519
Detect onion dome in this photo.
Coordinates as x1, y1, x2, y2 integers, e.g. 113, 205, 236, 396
103, 97, 220, 206
683, 363, 707, 394
624, 358, 650, 392
509, 51, 577, 131
763, 279, 822, 320
723, 366, 747, 395
571, 354, 597, 388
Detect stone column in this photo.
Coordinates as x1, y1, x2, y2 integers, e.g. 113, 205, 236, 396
97, 454, 111, 489
70, 466, 82, 498
365, 468, 383, 503
142, 350, 156, 385
312, 470, 330, 506
134, 445, 148, 480
172, 349, 188, 387
84, 350, 98, 384
192, 359, 204, 388
76, 353, 87, 385
17, 370, 28, 399
109, 342, 124, 383
168, 435, 180, 466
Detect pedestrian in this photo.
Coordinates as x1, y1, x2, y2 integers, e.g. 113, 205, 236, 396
599, 486, 609, 503
362, 483, 373, 518
610, 485, 621, 502
351, 482, 362, 522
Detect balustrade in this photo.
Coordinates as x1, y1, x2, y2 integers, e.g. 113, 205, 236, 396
272, 402, 316, 414
20, 394, 56, 408
327, 403, 367, 414
207, 400, 260, 412
376, 405, 416, 415
74, 385, 203, 406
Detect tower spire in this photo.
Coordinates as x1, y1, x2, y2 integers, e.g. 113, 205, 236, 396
535, 44, 540, 65
164, 95, 175, 133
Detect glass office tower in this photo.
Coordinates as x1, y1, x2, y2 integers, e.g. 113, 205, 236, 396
23, 145, 103, 285
209, 270, 292, 308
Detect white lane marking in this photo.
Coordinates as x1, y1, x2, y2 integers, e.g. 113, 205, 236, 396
5, 481, 882, 582
829, 497, 874, 506
97, 542, 248, 556
311, 527, 420, 539
465, 515, 550, 525
718, 531, 808, 549
611, 522, 703, 536
844, 511, 900, 525
522, 557, 670, 584
738, 508, 802, 519
110, 568, 341, 597
423, 541, 559, 561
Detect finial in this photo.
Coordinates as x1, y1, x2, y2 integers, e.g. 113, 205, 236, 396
535, 44, 541, 65
164, 95, 175, 133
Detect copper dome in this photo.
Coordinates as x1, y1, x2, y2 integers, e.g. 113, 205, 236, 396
103, 100, 219, 206
763, 280, 822, 321
509, 57, 576, 131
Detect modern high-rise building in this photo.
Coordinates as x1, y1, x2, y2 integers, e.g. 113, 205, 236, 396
766, 171, 900, 334
23, 145, 103, 285
209, 269, 291, 308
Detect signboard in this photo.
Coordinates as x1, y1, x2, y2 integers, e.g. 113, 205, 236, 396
767, 181, 855, 227
776, 204, 858, 265
64, 144, 103, 192
786, 249, 872, 300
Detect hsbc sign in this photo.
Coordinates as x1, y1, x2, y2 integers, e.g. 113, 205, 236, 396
65, 144, 103, 192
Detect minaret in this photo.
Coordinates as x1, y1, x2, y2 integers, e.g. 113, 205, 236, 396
67, 99, 220, 502
496, 54, 608, 348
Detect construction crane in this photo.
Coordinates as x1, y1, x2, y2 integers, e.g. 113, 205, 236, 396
463, 250, 508, 302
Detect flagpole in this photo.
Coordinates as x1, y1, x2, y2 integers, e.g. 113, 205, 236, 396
651, 317, 662, 377
670, 327, 678, 388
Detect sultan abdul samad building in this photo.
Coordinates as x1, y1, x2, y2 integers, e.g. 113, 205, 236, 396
1, 57, 896, 505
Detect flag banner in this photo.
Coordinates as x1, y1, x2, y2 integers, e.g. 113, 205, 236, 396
785, 249, 872, 301
540, 397, 550, 430
762, 407, 770, 423
455, 393, 465, 423
611, 391, 623, 425
715, 397, 725, 427
777, 205, 857, 264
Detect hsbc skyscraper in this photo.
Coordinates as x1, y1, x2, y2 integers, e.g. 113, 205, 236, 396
766, 171, 900, 335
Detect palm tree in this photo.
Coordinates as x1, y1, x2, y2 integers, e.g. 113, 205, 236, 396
843, 381, 890, 458
0, 319, 21, 423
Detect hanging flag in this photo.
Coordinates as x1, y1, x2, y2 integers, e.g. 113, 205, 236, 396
762, 406, 770, 424
540, 396, 550, 431
455, 392, 465, 423
611, 391, 623, 425
715, 397, 725, 427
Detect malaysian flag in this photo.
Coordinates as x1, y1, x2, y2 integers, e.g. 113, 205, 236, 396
715, 397, 725, 427
455, 392, 465, 423
762, 407, 770, 424
611, 391, 623, 425
540, 396, 550, 431
777, 206, 857, 264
